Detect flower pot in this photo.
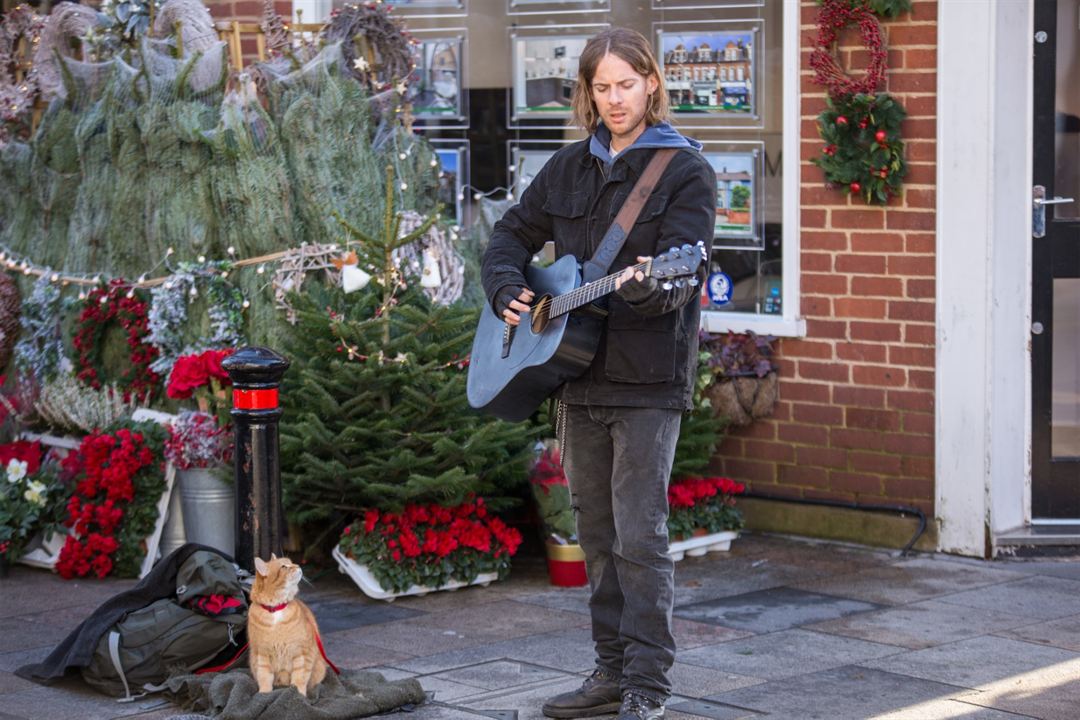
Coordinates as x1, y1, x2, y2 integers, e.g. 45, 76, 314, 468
158, 479, 187, 558
331, 546, 498, 602
177, 467, 234, 556
18, 530, 67, 570
706, 372, 779, 426
545, 540, 588, 587
668, 530, 739, 562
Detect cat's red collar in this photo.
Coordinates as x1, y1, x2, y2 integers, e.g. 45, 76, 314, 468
260, 602, 288, 613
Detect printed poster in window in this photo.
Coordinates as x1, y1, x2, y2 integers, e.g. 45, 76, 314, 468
409, 37, 464, 120
512, 34, 591, 120
434, 146, 466, 227
703, 149, 762, 249
657, 27, 757, 117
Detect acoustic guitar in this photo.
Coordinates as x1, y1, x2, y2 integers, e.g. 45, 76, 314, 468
467, 243, 707, 422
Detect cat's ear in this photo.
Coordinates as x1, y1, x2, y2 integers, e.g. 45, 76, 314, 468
254, 557, 269, 576
270, 552, 278, 561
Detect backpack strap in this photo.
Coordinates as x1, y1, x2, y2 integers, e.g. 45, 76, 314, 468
107, 631, 145, 703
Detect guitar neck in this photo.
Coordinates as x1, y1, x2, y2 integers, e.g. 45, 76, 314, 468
550, 261, 650, 318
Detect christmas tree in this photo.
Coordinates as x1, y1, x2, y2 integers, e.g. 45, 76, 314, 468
278, 165, 539, 553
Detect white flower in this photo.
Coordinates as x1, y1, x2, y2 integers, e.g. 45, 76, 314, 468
395, 80, 407, 95
6, 459, 27, 484
23, 480, 47, 508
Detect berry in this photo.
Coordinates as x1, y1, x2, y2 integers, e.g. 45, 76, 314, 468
836, 115, 849, 126
875, 130, 887, 143
850, 182, 861, 193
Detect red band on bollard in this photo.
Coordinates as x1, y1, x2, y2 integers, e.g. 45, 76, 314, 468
233, 388, 279, 410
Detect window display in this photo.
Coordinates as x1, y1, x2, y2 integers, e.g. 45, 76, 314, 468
510, 29, 605, 126
409, 35, 465, 122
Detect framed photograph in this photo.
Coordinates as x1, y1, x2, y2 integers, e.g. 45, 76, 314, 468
701, 141, 764, 250
508, 0, 608, 16
391, 0, 466, 14
408, 34, 466, 125
652, 0, 762, 9
509, 27, 605, 127
508, 140, 573, 199
430, 139, 470, 228
656, 21, 762, 127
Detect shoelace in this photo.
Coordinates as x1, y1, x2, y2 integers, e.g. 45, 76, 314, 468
622, 693, 656, 719
583, 668, 615, 689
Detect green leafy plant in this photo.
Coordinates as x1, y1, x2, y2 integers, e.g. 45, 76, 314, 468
0, 442, 69, 561
528, 442, 576, 544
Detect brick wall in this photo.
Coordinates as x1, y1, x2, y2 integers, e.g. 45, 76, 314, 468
203, 0, 294, 62
716, 1, 938, 516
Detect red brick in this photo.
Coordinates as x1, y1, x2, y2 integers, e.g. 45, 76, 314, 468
738, 419, 780, 440
232, 1, 263, 16
904, 324, 935, 344
887, 211, 936, 231
890, 346, 935, 367
836, 254, 887, 274
832, 428, 886, 451
908, 279, 936, 298
905, 189, 937, 209
780, 380, 831, 404
902, 456, 934, 479
903, 411, 934, 434
829, 471, 884, 495
847, 407, 902, 432
801, 208, 828, 227
793, 403, 845, 426
833, 385, 887, 408
906, 164, 937, 185
797, 446, 849, 469
832, 209, 886, 229
837, 342, 888, 363
900, 118, 937, 139
802, 184, 850, 206
801, 297, 831, 319
805, 323, 846, 345
803, 273, 849, 295
749, 482, 809, 501
888, 390, 934, 412
724, 458, 778, 483
779, 464, 830, 487
850, 451, 903, 475
717, 435, 743, 455
851, 321, 902, 342
884, 477, 934, 500
802, 253, 833, 272
889, 255, 936, 276
853, 365, 907, 387
905, 48, 937, 68
835, 298, 887, 319
778, 422, 830, 445
909, 369, 935, 390
883, 433, 934, 457
902, 96, 938, 117
850, 233, 904, 253
906, 234, 936, 253
745, 440, 796, 464
799, 360, 850, 383
853, 277, 904, 297
906, 141, 937, 163
784, 340, 835, 360
802, 231, 848, 251
889, 301, 935, 322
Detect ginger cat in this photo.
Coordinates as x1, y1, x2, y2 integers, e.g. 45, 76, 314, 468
248, 554, 327, 696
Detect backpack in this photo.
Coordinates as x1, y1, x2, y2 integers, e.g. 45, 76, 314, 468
80, 550, 247, 700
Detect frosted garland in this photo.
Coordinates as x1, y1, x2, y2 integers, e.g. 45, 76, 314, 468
13, 275, 67, 383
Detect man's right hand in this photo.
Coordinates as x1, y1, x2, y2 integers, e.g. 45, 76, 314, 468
495, 285, 535, 327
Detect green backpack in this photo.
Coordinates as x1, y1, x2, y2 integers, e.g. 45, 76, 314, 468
81, 550, 247, 700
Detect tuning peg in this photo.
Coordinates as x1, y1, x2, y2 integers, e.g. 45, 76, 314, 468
688, 276, 699, 287
674, 279, 686, 289
682, 243, 693, 253
680, 264, 690, 273
661, 281, 674, 291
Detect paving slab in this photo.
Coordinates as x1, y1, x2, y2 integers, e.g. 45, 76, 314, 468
413, 675, 492, 702
666, 698, 762, 720
674, 586, 881, 633
869, 698, 1038, 719
706, 665, 970, 720
333, 618, 501, 656
0, 670, 36, 695
512, 588, 591, 616
458, 675, 589, 720
391, 628, 597, 675
677, 628, 901, 680
0, 676, 166, 720
428, 660, 568, 692
380, 702, 497, 720
319, 635, 415, 669
406, 601, 590, 641
792, 556, 1028, 606
994, 612, 1080, 652
667, 661, 765, 697
671, 617, 754, 650
935, 575, 1080, 620
993, 559, 1080, 581
0, 616, 73, 653
952, 656, 1080, 720
859, 634, 1080, 688
309, 597, 426, 632
807, 599, 1034, 650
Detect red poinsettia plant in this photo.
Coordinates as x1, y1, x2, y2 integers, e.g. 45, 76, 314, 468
667, 476, 746, 539
166, 349, 236, 464
56, 422, 167, 579
167, 349, 235, 415
528, 442, 577, 544
338, 495, 523, 594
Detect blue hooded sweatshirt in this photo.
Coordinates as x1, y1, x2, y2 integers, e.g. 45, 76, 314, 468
589, 120, 702, 167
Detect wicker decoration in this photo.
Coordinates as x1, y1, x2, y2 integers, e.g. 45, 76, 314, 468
273, 244, 343, 323
259, 0, 291, 57
153, 0, 219, 55
706, 373, 779, 427
33, 3, 98, 100
0, 5, 44, 143
394, 211, 463, 306
321, 3, 414, 91
0, 273, 20, 373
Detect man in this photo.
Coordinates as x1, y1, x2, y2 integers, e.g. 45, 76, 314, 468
481, 27, 716, 720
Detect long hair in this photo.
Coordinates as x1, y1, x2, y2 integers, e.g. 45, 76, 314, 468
570, 27, 671, 133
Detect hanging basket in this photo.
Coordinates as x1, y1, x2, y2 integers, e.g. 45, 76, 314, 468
707, 372, 779, 426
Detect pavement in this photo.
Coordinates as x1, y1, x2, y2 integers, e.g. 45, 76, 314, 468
4, 534, 1080, 720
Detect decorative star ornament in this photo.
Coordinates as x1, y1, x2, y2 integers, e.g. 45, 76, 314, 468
395, 80, 407, 95
353, 57, 369, 72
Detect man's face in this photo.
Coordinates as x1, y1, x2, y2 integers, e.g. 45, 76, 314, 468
590, 52, 658, 146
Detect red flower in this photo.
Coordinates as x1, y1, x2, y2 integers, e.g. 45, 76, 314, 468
166, 349, 236, 400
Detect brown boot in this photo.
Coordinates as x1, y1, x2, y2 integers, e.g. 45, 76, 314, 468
542, 668, 622, 718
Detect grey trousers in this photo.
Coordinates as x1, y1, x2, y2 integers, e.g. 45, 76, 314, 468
560, 403, 682, 702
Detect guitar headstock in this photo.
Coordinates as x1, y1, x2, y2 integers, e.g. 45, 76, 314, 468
647, 242, 707, 289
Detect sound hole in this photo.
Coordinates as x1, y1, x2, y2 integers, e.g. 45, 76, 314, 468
530, 294, 553, 334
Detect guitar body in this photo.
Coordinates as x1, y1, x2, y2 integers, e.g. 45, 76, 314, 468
467, 255, 602, 422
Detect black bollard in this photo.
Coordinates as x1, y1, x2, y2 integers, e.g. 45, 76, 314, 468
222, 347, 291, 573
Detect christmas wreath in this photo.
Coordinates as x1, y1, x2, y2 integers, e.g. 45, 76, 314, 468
809, 0, 909, 204
321, 3, 415, 92
73, 280, 161, 402
146, 262, 246, 376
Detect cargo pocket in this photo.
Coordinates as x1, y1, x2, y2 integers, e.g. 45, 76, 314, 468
603, 295, 677, 384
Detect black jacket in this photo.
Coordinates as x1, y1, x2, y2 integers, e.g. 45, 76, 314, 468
481, 133, 716, 410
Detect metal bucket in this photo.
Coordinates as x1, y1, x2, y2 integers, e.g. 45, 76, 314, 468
158, 482, 187, 557
178, 467, 235, 556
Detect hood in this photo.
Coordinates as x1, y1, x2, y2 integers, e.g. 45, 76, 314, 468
589, 121, 702, 165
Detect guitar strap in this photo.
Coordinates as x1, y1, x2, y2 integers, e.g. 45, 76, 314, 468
580, 147, 679, 284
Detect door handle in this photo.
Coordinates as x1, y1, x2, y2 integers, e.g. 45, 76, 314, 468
1033, 185, 1075, 238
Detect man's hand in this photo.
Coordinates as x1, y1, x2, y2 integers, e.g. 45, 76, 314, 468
615, 256, 651, 291
497, 286, 535, 326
